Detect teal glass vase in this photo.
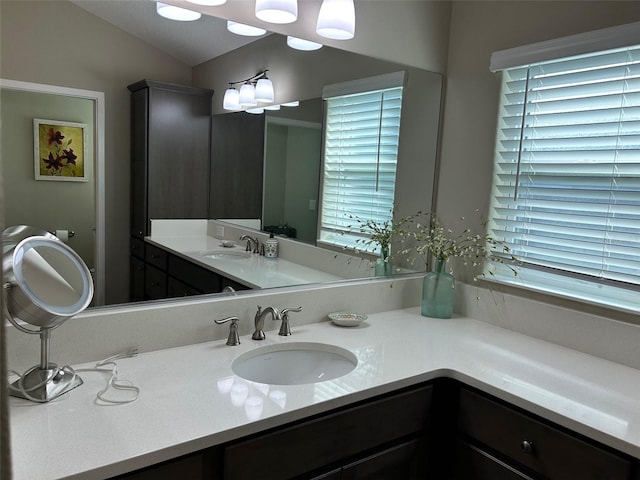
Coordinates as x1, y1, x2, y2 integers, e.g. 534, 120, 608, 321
421, 258, 455, 318
374, 245, 393, 277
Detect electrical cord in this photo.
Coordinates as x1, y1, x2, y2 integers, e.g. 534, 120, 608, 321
91, 348, 140, 405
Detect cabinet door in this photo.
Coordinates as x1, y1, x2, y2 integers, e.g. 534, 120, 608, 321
210, 112, 264, 219
341, 437, 429, 480
454, 440, 535, 480
458, 388, 632, 480
130, 255, 145, 302
130, 88, 149, 238
224, 385, 432, 480
144, 264, 167, 300
147, 88, 211, 222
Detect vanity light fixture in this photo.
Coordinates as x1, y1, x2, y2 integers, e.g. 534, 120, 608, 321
281, 100, 300, 107
264, 104, 281, 110
185, 0, 227, 5
156, 2, 201, 21
224, 70, 275, 110
287, 36, 323, 51
255, 0, 297, 24
246, 107, 265, 114
227, 21, 267, 36
316, 0, 355, 40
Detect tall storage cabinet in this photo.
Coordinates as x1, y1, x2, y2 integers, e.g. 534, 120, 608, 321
128, 80, 213, 301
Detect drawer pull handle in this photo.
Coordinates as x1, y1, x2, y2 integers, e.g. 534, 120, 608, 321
521, 440, 534, 454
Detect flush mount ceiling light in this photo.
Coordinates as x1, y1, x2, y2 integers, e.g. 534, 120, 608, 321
156, 2, 201, 21
224, 70, 275, 110
316, 0, 355, 40
255, 0, 297, 24
227, 20, 267, 36
287, 36, 323, 51
185, 0, 227, 5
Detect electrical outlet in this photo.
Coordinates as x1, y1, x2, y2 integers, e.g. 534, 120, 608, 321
216, 226, 225, 237
309, 199, 317, 211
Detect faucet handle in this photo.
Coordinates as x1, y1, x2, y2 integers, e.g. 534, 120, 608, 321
278, 306, 303, 336
215, 316, 241, 346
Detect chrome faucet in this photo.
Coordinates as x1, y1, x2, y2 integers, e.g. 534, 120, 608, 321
252, 305, 281, 340
214, 316, 241, 346
279, 306, 303, 336
240, 234, 260, 253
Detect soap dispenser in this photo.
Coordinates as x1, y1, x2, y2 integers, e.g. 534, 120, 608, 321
264, 233, 279, 258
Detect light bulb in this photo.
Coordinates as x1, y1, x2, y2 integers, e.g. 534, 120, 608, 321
246, 107, 265, 114
255, 0, 297, 24
255, 78, 274, 103
156, 2, 201, 21
185, 0, 227, 5
316, 0, 355, 40
239, 83, 257, 107
223, 88, 241, 111
287, 36, 323, 51
227, 21, 267, 36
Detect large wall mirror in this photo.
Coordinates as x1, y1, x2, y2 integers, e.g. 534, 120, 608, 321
1, 2, 442, 311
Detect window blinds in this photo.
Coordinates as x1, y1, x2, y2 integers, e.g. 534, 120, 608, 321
489, 44, 640, 287
319, 86, 403, 250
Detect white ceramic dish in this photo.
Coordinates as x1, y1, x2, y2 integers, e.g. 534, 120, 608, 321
220, 240, 236, 248
328, 312, 367, 327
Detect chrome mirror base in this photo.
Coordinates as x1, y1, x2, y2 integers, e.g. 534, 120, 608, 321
10, 364, 83, 403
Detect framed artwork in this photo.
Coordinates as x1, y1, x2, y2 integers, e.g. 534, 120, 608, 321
34, 118, 88, 182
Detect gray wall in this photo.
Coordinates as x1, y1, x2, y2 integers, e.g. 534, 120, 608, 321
0, 0, 192, 304
1, 90, 95, 269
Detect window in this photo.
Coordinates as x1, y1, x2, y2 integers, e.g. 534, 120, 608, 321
488, 25, 640, 312
318, 73, 405, 251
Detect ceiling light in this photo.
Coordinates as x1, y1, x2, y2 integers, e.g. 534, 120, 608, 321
246, 107, 265, 114
264, 104, 281, 110
287, 36, 323, 51
281, 100, 300, 107
239, 83, 257, 107
224, 70, 275, 111
255, 0, 297, 24
255, 77, 274, 103
156, 2, 201, 21
223, 87, 241, 111
185, 0, 227, 5
227, 21, 267, 36
316, 0, 355, 40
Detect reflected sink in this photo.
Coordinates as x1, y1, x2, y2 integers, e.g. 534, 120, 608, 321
202, 251, 251, 260
232, 342, 357, 385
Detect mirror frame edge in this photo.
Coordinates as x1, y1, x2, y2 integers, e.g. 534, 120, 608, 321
0, 78, 106, 306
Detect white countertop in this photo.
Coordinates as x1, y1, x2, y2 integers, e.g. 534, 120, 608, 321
9, 308, 640, 479
145, 235, 344, 289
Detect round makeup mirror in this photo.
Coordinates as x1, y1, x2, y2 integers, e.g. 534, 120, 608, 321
3, 226, 94, 402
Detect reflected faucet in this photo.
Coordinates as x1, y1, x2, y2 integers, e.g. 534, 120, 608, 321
252, 305, 281, 340
240, 235, 260, 253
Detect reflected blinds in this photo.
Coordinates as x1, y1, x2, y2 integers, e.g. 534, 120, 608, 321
319, 86, 403, 250
490, 45, 640, 286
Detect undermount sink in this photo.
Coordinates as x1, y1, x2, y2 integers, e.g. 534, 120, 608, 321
232, 342, 358, 385
202, 251, 251, 260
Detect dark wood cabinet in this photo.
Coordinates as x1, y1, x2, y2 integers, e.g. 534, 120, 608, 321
128, 80, 213, 301
128, 80, 213, 239
455, 387, 634, 480
111, 380, 640, 480
210, 112, 265, 219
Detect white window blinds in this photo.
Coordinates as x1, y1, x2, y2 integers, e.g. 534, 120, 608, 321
318, 84, 403, 250
489, 44, 640, 291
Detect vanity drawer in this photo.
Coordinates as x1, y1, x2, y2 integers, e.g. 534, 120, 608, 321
223, 384, 433, 480
144, 264, 167, 300
168, 255, 221, 293
145, 243, 168, 270
458, 388, 632, 480
130, 236, 145, 260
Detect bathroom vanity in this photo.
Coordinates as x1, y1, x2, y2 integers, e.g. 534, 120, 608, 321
9, 308, 640, 479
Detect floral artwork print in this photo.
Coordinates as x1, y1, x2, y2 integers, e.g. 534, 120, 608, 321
34, 119, 87, 181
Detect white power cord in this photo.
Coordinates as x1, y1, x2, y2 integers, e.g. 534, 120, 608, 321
92, 348, 140, 405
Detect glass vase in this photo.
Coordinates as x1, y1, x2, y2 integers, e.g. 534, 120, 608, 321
374, 245, 393, 277
421, 258, 455, 318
